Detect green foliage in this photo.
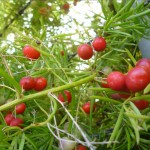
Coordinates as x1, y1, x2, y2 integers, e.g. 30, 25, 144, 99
0, 0, 150, 149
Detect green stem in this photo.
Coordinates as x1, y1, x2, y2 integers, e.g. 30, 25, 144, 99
127, 9, 150, 20
131, 94, 150, 101
90, 96, 121, 104
107, 107, 124, 147
0, 74, 95, 111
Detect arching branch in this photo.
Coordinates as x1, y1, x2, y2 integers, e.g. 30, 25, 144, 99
0, 1, 31, 37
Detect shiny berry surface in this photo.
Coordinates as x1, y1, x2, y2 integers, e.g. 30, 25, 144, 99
10, 118, 24, 127
20, 76, 35, 91
5, 113, 15, 125
82, 102, 96, 114
77, 144, 87, 150
125, 67, 150, 92
132, 100, 149, 110
58, 90, 72, 103
15, 103, 26, 114
92, 37, 106, 52
107, 71, 126, 91
34, 77, 47, 91
23, 45, 40, 60
136, 58, 150, 72
77, 44, 93, 60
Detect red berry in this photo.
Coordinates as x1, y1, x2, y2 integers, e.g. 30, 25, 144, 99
20, 76, 35, 91
92, 37, 106, 52
62, 3, 70, 11
77, 44, 93, 60
34, 77, 47, 91
58, 90, 72, 103
23, 45, 40, 60
61, 51, 65, 56
111, 93, 122, 100
4, 113, 15, 125
118, 87, 131, 99
38, 7, 48, 16
136, 58, 150, 72
77, 144, 87, 150
132, 100, 149, 110
125, 67, 150, 92
111, 87, 131, 100
10, 118, 24, 127
82, 102, 96, 114
107, 71, 126, 91
15, 103, 26, 114
101, 78, 109, 88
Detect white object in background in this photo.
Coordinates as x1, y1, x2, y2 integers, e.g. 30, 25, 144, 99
136, 0, 150, 58
138, 36, 150, 58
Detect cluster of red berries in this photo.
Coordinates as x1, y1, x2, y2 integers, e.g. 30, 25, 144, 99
5, 114, 24, 127
57, 90, 97, 115
4, 46, 47, 127
21, 46, 47, 91
77, 37, 106, 60
77, 37, 106, 113
4, 103, 26, 127
102, 58, 150, 110
57, 90, 96, 114
20, 76, 47, 92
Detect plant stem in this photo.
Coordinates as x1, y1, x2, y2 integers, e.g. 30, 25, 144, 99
49, 93, 96, 150
0, 74, 95, 111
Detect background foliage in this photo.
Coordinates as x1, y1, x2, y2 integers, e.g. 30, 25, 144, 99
0, 0, 150, 150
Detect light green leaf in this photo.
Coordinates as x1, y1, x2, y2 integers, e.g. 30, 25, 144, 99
108, 107, 124, 147
144, 83, 150, 94
19, 133, 25, 150
0, 68, 21, 95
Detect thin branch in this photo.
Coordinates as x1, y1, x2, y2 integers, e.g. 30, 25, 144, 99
47, 124, 118, 145
47, 92, 96, 150
47, 93, 118, 149
0, 1, 31, 37
50, 99, 63, 150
